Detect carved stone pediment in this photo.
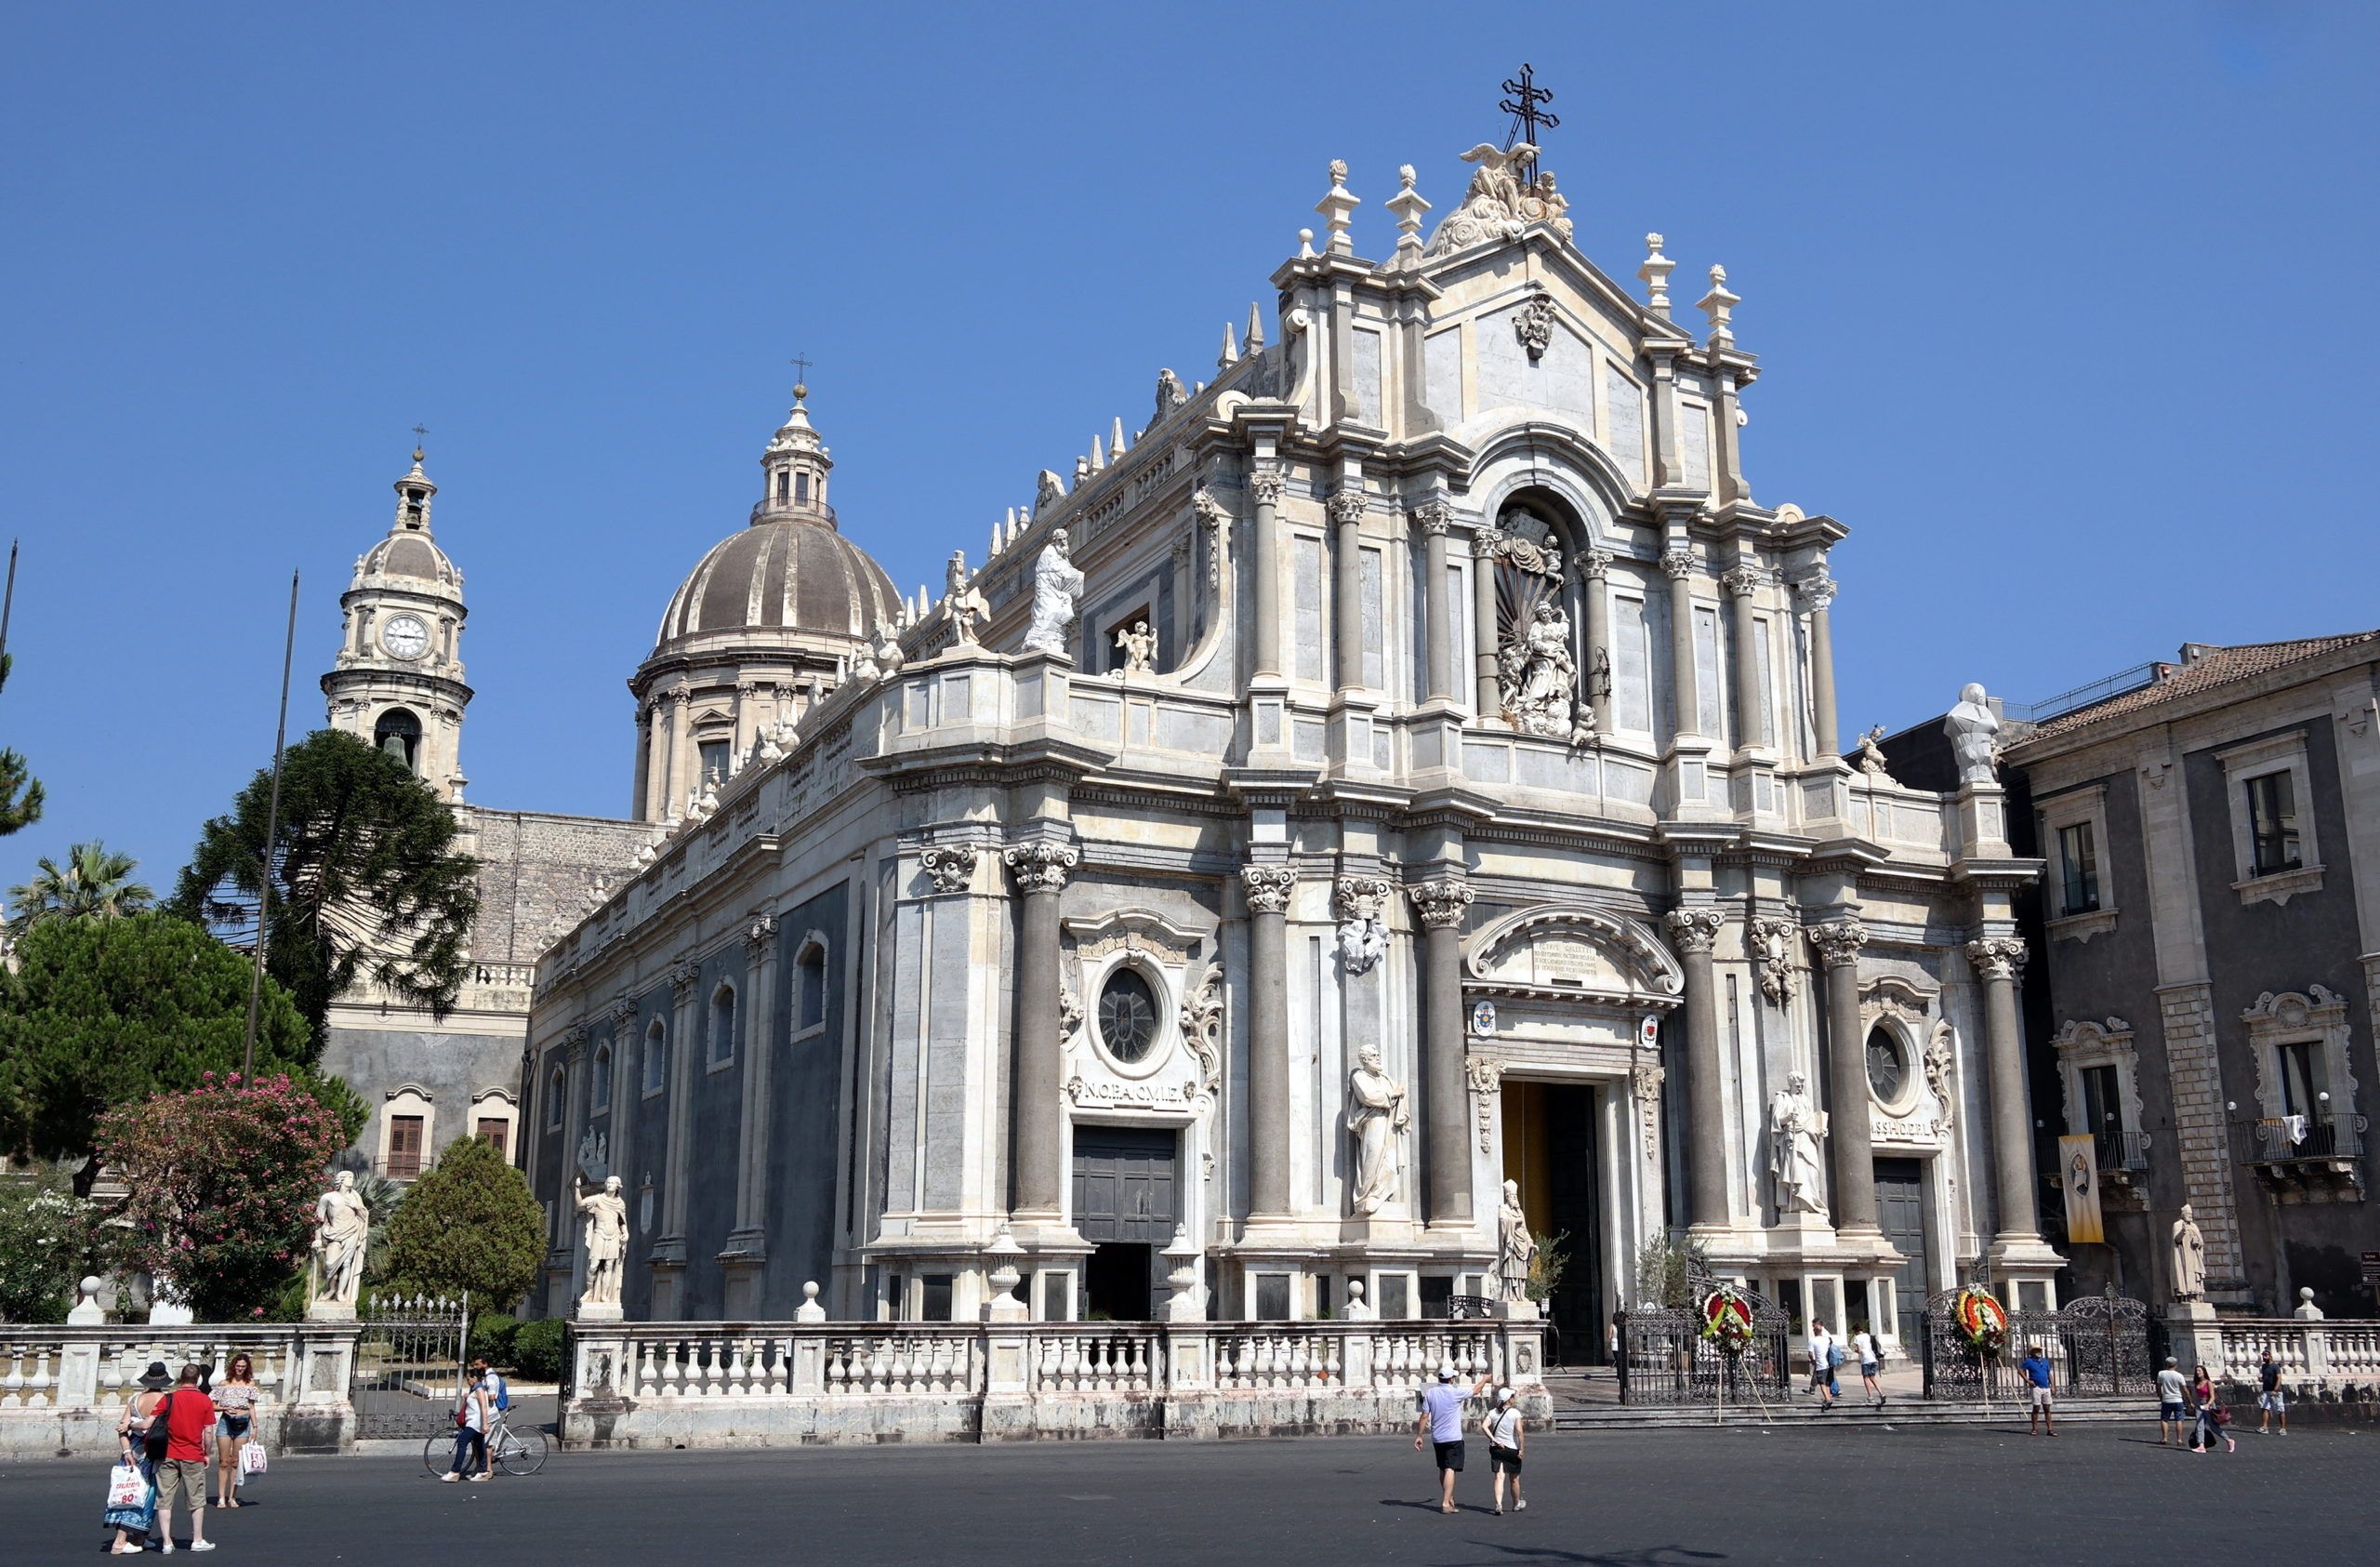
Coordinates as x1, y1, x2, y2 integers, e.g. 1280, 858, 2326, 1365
1858, 975, 1938, 1029
1064, 908, 1206, 967
1464, 905, 1683, 1007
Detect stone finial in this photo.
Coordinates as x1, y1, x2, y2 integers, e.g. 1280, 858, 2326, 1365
1090, 432, 1105, 471
796, 1280, 827, 1322
69, 1275, 105, 1324
1296, 227, 1317, 259
1244, 302, 1266, 354
1697, 263, 1739, 347
1386, 163, 1431, 267
1638, 233, 1675, 316
1219, 321, 1239, 368
1316, 159, 1359, 256
1110, 414, 1129, 458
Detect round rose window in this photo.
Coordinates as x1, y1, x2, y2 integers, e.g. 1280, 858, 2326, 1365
1865, 1026, 1907, 1103
1097, 968, 1160, 1064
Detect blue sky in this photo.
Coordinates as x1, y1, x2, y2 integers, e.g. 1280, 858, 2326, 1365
4, 3, 2373, 892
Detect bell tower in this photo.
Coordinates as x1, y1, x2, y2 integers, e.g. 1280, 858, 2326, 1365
322, 444, 473, 801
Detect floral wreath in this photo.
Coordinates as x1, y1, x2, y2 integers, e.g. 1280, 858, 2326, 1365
1955, 1287, 2008, 1356
1699, 1287, 1757, 1357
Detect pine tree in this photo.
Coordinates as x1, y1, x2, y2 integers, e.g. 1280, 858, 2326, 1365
0, 653, 43, 837
379, 1133, 548, 1311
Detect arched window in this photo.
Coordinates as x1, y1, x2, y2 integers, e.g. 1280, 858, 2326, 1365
709, 982, 737, 1067
375, 707, 423, 773
589, 1043, 613, 1113
643, 1017, 668, 1094
1865, 1025, 1910, 1108
547, 1065, 566, 1130
796, 941, 827, 1034
1095, 966, 1162, 1066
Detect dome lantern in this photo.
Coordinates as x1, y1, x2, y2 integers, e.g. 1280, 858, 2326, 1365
759, 383, 834, 525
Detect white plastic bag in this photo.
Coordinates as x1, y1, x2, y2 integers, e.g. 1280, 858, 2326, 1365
107, 1463, 148, 1510
239, 1440, 268, 1481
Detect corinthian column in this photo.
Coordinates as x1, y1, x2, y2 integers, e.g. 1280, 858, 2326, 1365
650, 963, 702, 1317
1968, 936, 2041, 1242
1413, 499, 1455, 703
1809, 919, 1878, 1234
727, 918, 781, 1239
1722, 564, 1767, 750
1329, 490, 1367, 693
1410, 877, 1476, 1227
1004, 840, 1078, 1221
1799, 573, 1840, 759
1662, 546, 1701, 737
1249, 467, 1285, 681
1471, 526, 1504, 718
1240, 863, 1298, 1219
1665, 907, 1730, 1230
1580, 549, 1613, 737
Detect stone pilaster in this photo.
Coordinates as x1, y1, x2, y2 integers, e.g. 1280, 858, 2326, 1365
1661, 545, 1700, 738
1240, 863, 1298, 1220
1968, 937, 2041, 1243
1248, 467, 1285, 682
2157, 980, 2248, 1297
1410, 877, 1476, 1228
1471, 527, 1504, 718
723, 913, 781, 1316
1665, 907, 1730, 1231
1329, 490, 1367, 693
1798, 574, 1839, 759
1810, 919, 1879, 1234
648, 962, 702, 1318
1414, 500, 1455, 704
1004, 839, 1079, 1222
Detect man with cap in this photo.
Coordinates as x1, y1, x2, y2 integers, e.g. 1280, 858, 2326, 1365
1413, 1362, 1492, 1514
2156, 1355, 2189, 1446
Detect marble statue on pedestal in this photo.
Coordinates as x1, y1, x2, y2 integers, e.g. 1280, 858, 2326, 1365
1945, 683, 2001, 786
575, 1174, 630, 1312
310, 1170, 370, 1312
1499, 600, 1577, 737
1497, 1180, 1538, 1303
1024, 527, 1083, 656
1345, 1043, 1409, 1215
1769, 1071, 1828, 1217
2171, 1204, 2207, 1301
1113, 618, 1156, 675
944, 552, 989, 644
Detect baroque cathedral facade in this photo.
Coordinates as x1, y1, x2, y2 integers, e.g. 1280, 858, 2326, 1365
350, 139, 2065, 1345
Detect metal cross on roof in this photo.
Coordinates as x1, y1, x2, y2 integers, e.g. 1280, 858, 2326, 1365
790, 352, 812, 396
1500, 62, 1559, 184
411, 423, 428, 460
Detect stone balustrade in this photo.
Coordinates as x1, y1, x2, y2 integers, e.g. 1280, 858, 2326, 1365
2215, 1318, 2380, 1389
564, 1317, 1547, 1447
0, 1323, 362, 1457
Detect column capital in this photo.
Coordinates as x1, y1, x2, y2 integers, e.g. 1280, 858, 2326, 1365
668, 685, 692, 710
1659, 546, 1697, 581
1577, 547, 1615, 580
606, 995, 641, 1029
669, 962, 702, 1003
1331, 873, 1394, 922
1967, 936, 2028, 982
1410, 498, 1454, 536
560, 1022, 590, 1061
1808, 917, 1869, 969
1469, 525, 1506, 562
918, 843, 979, 896
1408, 877, 1474, 929
1327, 490, 1368, 526
743, 913, 778, 962
1246, 467, 1287, 506
1239, 863, 1298, 915
1191, 485, 1232, 525
1720, 564, 1770, 598
1003, 840, 1078, 894
1663, 906, 1726, 953
1796, 572, 1838, 611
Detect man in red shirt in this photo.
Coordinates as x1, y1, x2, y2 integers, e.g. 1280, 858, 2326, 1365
152, 1363, 217, 1552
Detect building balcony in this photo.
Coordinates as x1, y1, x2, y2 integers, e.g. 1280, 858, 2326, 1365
375, 1152, 435, 1183
2231, 1114, 2367, 1204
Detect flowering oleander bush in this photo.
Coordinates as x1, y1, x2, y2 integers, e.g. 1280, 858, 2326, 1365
0, 1169, 101, 1321
96, 1073, 346, 1321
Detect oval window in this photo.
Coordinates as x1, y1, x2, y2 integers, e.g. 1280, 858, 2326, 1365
1865, 1026, 1907, 1103
1097, 968, 1161, 1065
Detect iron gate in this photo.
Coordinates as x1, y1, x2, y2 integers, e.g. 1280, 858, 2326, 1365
1618, 1285, 1791, 1406
351, 1294, 469, 1439
1920, 1287, 2158, 1399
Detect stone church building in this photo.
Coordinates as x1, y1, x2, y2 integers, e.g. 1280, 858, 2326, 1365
503, 141, 2061, 1344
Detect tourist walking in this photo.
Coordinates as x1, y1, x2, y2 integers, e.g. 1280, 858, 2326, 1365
2156, 1357, 2188, 1446
104, 1362, 170, 1555
473, 1356, 509, 1421
443, 1366, 494, 1482
1412, 1363, 1490, 1515
2019, 1342, 2056, 1436
1482, 1387, 1527, 1516
151, 1363, 218, 1550
211, 1352, 260, 1507
2188, 1362, 2233, 1454
1850, 1324, 1886, 1406
1805, 1320, 1839, 1412
2256, 1350, 2288, 1435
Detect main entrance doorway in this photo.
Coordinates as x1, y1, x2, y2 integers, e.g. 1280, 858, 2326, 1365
1874, 1157, 1930, 1340
1071, 1124, 1177, 1320
1501, 1080, 1606, 1365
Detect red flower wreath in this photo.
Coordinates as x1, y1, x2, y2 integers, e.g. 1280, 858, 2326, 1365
1955, 1287, 2009, 1356
1700, 1288, 1757, 1356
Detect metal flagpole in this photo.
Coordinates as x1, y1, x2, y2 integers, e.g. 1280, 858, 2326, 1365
242, 569, 301, 1082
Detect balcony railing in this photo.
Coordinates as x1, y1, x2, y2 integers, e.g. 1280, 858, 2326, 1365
2232, 1113, 2367, 1165
2095, 1128, 2150, 1173
375, 1152, 433, 1181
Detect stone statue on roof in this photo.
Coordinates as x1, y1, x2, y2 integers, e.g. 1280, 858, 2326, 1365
1024, 528, 1084, 658
1427, 142, 1575, 256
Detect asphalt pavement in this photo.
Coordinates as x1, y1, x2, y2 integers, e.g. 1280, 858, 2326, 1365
8, 1421, 2369, 1565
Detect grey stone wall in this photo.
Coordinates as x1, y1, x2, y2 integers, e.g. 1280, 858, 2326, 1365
460, 806, 651, 963
321, 1024, 523, 1172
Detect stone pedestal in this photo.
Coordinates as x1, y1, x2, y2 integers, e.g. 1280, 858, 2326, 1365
304, 1301, 357, 1323
575, 1301, 625, 1323
721, 1250, 765, 1320
2164, 1299, 2225, 1378
569, 1323, 630, 1413
1493, 1298, 1540, 1321
283, 1323, 362, 1454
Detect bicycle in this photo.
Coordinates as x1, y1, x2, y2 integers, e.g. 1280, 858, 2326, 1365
421, 1409, 549, 1477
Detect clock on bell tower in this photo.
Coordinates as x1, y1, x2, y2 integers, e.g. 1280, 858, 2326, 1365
321, 445, 474, 802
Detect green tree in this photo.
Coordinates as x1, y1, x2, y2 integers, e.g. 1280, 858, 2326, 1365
96, 1073, 347, 1321
7, 840, 153, 934
0, 1167, 115, 1322
379, 1134, 547, 1312
1634, 1232, 1712, 1308
172, 729, 479, 1045
0, 653, 43, 837
0, 911, 358, 1190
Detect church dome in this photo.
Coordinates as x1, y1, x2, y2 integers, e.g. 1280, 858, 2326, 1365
363, 528, 456, 587
653, 513, 896, 652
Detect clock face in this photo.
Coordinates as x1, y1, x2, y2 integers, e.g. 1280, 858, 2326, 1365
380, 614, 430, 660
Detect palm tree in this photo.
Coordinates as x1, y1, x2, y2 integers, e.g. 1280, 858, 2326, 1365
7, 841, 154, 933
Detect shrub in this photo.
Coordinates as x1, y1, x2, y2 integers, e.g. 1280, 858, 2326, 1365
511, 1316, 567, 1382
0, 1170, 89, 1321
380, 1135, 547, 1312
470, 1310, 520, 1367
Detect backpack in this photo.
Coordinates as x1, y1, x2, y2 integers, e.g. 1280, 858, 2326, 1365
490, 1374, 510, 1414
1827, 1341, 1844, 1370
142, 1391, 174, 1463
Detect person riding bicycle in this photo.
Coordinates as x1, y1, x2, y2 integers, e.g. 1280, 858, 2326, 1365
472, 1358, 510, 1418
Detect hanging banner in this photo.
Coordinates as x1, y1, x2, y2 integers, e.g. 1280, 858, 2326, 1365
2060, 1135, 2104, 1245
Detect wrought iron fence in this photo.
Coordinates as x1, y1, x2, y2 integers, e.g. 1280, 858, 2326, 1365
2231, 1113, 2368, 1165
350, 1295, 469, 1439
1617, 1289, 1790, 1406
1921, 1288, 2161, 1398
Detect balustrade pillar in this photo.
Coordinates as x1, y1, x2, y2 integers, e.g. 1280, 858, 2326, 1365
1005, 840, 1078, 1220
1665, 908, 1730, 1230
1241, 863, 1298, 1219
1970, 937, 2041, 1242
1411, 878, 1476, 1226
1250, 467, 1285, 681
1811, 920, 1879, 1234
1414, 501, 1455, 703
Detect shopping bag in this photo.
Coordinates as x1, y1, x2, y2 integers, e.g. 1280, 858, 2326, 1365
240, 1440, 268, 1481
107, 1463, 149, 1510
